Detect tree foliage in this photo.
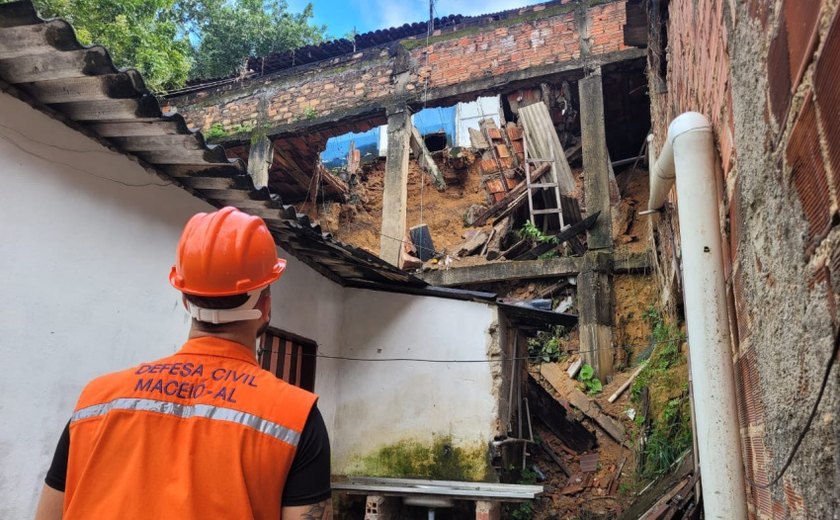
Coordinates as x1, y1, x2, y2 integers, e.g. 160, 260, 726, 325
25, 0, 325, 91
180, 0, 325, 81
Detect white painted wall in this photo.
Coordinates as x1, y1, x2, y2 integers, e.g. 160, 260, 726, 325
0, 90, 504, 517
0, 92, 213, 517
333, 288, 500, 475
268, 253, 343, 434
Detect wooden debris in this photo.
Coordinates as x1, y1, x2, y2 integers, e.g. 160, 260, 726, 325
637, 474, 693, 520
479, 228, 496, 257
513, 211, 601, 261
454, 231, 489, 257
409, 125, 446, 191
537, 442, 571, 477
608, 361, 648, 403
540, 363, 627, 443
536, 279, 571, 299
559, 472, 591, 495
607, 456, 627, 495
483, 217, 511, 260
528, 375, 596, 453
469, 163, 551, 226
567, 358, 583, 378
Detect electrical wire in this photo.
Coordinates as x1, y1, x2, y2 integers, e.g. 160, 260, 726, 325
0, 132, 172, 188
260, 336, 685, 364
745, 326, 839, 490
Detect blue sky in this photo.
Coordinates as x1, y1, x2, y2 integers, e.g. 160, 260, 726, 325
287, 0, 546, 40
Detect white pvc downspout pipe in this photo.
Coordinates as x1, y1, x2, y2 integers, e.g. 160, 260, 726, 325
648, 112, 747, 519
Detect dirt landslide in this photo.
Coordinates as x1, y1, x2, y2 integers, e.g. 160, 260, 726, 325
304, 161, 686, 518
306, 157, 488, 257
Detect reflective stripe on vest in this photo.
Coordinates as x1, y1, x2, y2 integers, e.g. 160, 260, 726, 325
71, 397, 301, 448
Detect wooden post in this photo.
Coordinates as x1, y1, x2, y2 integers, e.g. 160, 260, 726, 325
247, 134, 274, 189
579, 67, 613, 249
577, 251, 614, 379
380, 106, 412, 266
578, 69, 615, 379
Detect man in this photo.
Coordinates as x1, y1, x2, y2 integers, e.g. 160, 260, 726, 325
34, 207, 332, 519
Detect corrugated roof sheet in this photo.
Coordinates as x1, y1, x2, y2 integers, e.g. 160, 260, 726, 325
0, 0, 426, 289
178, 0, 566, 90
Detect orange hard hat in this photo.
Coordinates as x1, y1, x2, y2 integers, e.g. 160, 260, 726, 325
169, 207, 286, 297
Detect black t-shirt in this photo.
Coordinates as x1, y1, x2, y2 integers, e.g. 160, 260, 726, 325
45, 405, 331, 507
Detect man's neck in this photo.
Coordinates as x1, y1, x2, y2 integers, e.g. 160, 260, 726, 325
188, 328, 257, 357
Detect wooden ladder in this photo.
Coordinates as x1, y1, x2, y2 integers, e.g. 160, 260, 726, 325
523, 132, 565, 229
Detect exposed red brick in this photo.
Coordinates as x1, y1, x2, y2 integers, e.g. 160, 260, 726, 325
784, 480, 805, 516
746, 433, 773, 517
786, 94, 833, 253
733, 354, 750, 429
741, 346, 765, 426
814, 8, 840, 196
783, 0, 822, 90
772, 500, 789, 519
768, 19, 793, 128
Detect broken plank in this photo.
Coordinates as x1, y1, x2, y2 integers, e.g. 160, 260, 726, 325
454, 230, 489, 257
513, 211, 601, 261
540, 362, 626, 443
608, 361, 648, 403
409, 125, 446, 191
528, 375, 595, 453
537, 442, 571, 477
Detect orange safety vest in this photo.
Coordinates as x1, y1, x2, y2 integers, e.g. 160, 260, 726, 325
64, 336, 317, 520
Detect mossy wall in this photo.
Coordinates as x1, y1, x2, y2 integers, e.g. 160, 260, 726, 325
344, 435, 493, 482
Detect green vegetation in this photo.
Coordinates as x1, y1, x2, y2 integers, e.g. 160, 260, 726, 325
21, 0, 326, 91
629, 306, 693, 480
503, 466, 539, 519
577, 363, 603, 395
203, 123, 226, 140
292, 106, 319, 122
519, 221, 558, 244
349, 436, 491, 482
527, 326, 567, 363
519, 221, 560, 259
641, 396, 692, 478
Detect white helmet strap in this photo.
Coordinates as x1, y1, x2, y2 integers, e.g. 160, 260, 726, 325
187, 290, 263, 324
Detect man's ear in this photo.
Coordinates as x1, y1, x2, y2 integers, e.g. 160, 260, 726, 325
258, 289, 271, 317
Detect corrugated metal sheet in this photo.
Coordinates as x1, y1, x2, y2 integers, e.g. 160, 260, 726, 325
518, 101, 577, 196
0, 0, 426, 289
182, 0, 569, 88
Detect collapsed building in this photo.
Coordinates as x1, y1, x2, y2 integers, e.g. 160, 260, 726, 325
0, 0, 836, 518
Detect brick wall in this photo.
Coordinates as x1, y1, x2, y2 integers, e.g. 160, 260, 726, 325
168, 0, 630, 137
650, 0, 839, 517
